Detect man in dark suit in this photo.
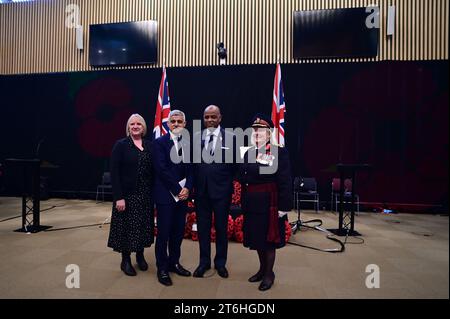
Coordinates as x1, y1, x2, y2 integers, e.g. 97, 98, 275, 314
153, 110, 193, 286
192, 105, 236, 278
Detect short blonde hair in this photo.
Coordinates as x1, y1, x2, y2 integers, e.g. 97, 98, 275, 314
126, 113, 147, 137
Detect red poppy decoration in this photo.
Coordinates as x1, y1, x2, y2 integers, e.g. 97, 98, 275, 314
231, 181, 242, 205
185, 212, 196, 239
285, 219, 292, 242
234, 230, 244, 243
234, 214, 244, 230
302, 64, 448, 210
227, 215, 234, 239
233, 215, 244, 243
210, 228, 216, 242
184, 218, 191, 239
75, 77, 134, 158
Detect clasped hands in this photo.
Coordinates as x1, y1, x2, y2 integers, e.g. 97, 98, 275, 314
116, 199, 126, 212
178, 187, 189, 201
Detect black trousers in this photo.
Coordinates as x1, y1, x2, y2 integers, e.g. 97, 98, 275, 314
155, 201, 187, 271
196, 194, 231, 268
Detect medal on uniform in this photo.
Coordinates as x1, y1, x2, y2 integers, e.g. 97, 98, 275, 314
256, 153, 275, 166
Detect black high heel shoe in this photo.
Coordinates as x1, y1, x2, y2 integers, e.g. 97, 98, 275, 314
258, 273, 275, 291
248, 271, 264, 283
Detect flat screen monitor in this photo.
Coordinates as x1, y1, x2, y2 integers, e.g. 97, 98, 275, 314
89, 20, 158, 66
293, 7, 379, 59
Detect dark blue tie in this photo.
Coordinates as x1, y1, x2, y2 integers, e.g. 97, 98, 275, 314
177, 136, 182, 157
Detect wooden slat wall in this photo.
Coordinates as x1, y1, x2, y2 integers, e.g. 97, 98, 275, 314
0, 0, 448, 75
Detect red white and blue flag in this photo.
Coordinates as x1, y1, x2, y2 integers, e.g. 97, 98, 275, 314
271, 63, 286, 146
153, 66, 171, 139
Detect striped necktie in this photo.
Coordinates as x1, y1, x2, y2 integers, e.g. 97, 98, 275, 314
206, 134, 214, 156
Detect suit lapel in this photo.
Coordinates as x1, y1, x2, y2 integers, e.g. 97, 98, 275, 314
219, 128, 225, 148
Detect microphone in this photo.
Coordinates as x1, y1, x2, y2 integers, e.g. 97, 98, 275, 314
35, 138, 45, 159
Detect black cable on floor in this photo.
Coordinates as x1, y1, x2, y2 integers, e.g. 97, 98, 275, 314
44, 222, 111, 232
287, 213, 367, 252
0, 204, 65, 223
288, 222, 347, 253
40, 204, 65, 212
343, 236, 365, 244
0, 215, 22, 223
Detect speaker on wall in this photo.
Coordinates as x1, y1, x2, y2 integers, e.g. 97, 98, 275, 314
76, 25, 83, 50
387, 6, 396, 36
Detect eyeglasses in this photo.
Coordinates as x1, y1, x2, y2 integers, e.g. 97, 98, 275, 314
170, 119, 184, 124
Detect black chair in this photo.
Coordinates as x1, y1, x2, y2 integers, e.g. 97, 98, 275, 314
330, 178, 359, 213
293, 177, 320, 212
96, 172, 112, 202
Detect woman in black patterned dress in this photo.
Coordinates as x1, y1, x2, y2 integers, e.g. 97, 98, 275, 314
238, 114, 293, 291
107, 114, 154, 276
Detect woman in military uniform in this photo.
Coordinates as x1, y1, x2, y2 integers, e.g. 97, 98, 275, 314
238, 114, 293, 291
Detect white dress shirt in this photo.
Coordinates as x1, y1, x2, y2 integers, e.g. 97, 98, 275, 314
204, 125, 221, 151
169, 131, 184, 160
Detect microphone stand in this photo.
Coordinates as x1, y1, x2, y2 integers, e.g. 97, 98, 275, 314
35, 138, 45, 159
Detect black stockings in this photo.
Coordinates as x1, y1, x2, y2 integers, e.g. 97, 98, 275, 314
256, 248, 276, 279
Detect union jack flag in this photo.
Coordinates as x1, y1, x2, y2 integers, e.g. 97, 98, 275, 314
153, 66, 171, 139
271, 63, 286, 146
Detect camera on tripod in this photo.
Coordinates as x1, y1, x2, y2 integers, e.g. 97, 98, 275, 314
217, 42, 227, 65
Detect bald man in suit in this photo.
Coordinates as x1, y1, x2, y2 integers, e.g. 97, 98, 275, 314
192, 105, 236, 278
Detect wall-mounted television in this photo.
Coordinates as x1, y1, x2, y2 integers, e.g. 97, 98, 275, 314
293, 7, 379, 59
89, 20, 158, 66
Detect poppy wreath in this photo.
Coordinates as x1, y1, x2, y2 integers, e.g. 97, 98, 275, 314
187, 199, 195, 213
285, 219, 292, 242
184, 211, 236, 242
210, 214, 235, 242
226, 215, 234, 239
189, 212, 199, 241
231, 181, 242, 205
233, 214, 244, 243
185, 212, 197, 239
191, 230, 199, 241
